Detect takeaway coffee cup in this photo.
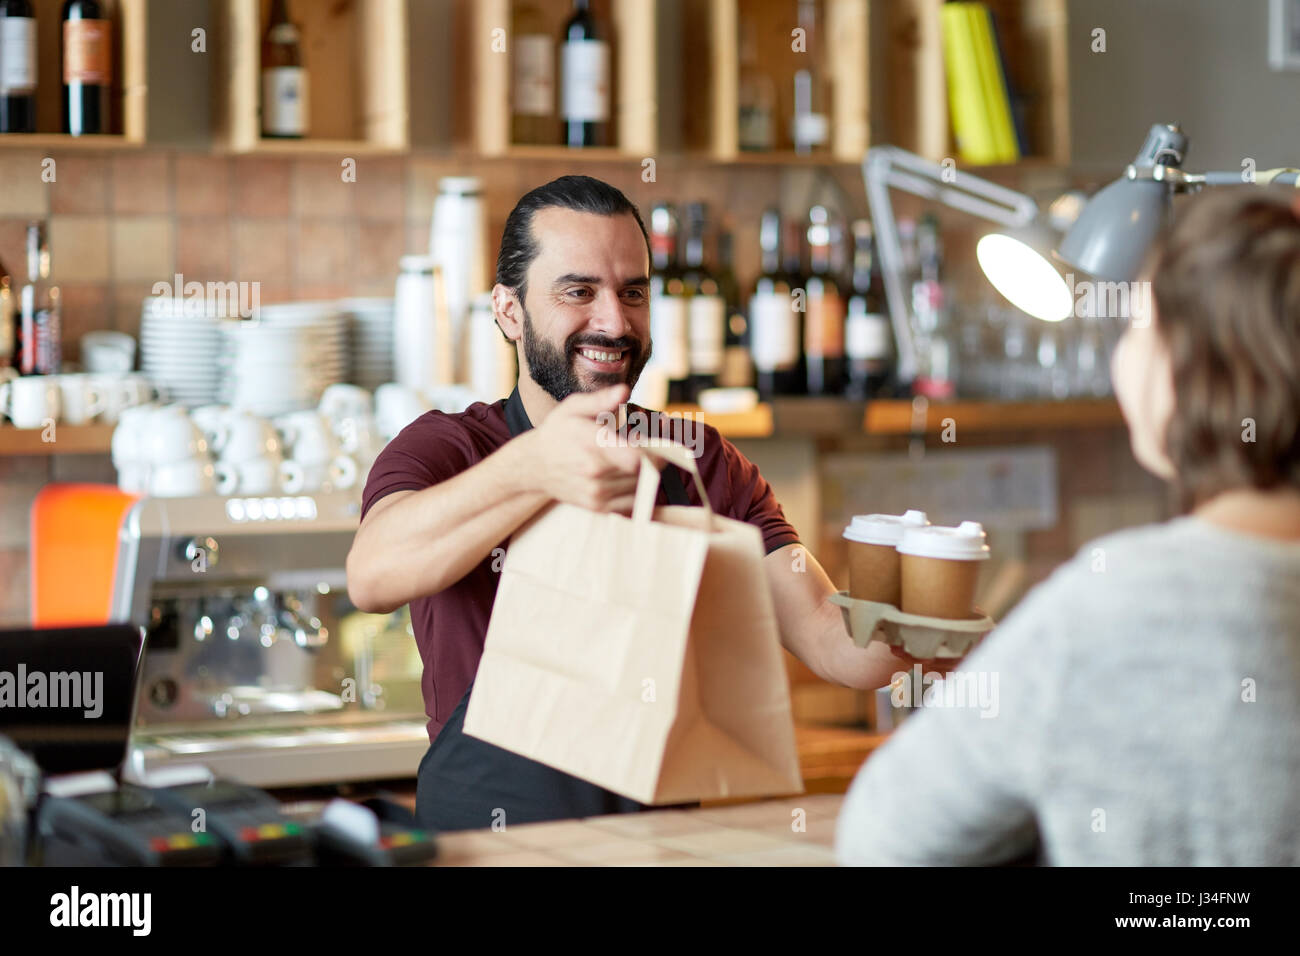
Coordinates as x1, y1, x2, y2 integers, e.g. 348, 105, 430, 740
897, 521, 991, 620
843, 510, 930, 606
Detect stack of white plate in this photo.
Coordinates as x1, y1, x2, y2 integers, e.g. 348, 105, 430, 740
139, 296, 227, 406
218, 301, 347, 417
341, 298, 395, 391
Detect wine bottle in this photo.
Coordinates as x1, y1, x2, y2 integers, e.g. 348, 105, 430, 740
715, 228, 753, 388
560, 0, 609, 148
845, 219, 894, 399
261, 0, 307, 139
803, 205, 846, 395
737, 18, 774, 152
62, 0, 112, 136
682, 203, 725, 400
649, 204, 690, 404
18, 222, 59, 375
0, 1, 37, 134
748, 209, 800, 399
782, 215, 808, 395
511, 1, 554, 146
0, 258, 13, 370
791, 0, 830, 154
912, 213, 955, 398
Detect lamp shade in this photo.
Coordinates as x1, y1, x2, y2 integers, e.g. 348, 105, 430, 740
976, 227, 1073, 322
1054, 176, 1171, 281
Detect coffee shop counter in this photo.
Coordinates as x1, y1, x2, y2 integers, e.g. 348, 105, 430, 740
270, 724, 886, 865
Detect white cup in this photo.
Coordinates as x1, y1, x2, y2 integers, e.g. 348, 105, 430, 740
235, 455, 305, 495
146, 405, 209, 465
319, 383, 374, 422
220, 412, 282, 464
122, 373, 161, 407
80, 330, 136, 373
55, 374, 108, 425
277, 410, 340, 463
190, 404, 233, 450
0, 376, 62, 429
150, 457, 236, 497
374, 383, 431, 439
294, 454, 359, 492
111, 404, 158, 466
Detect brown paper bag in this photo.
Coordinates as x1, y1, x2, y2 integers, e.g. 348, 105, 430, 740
463, 441, 804, 805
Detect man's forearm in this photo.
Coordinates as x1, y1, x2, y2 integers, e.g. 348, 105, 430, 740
347, 434, 547, 612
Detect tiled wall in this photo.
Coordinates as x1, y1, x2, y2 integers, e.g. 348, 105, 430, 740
0, 148, 829, 362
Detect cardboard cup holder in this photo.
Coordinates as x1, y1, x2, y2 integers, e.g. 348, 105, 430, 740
828, 590, 995, 659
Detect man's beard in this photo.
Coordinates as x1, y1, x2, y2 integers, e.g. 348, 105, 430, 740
521, 305, 651, 403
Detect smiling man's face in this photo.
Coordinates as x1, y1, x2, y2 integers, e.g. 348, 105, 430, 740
515, 206, 653, 401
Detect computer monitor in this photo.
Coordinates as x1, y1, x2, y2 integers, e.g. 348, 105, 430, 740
0, 624, 144, 775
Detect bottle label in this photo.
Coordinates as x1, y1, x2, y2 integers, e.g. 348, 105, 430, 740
738, 105, 772, 151
650, 293, 689, 378
846, 312, 891, 360
262, 66, 308, 136
804, 289, 845, 358
749, 291, 798, 371
688, 294, 726, 374
64, 19, 113, 85
793, 112, 830, 148
562, 40, 609, 122
0, 18, 37, 94
513, 35, 554, 116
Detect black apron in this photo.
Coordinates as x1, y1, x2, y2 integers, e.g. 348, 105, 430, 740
415, 388, 693, 832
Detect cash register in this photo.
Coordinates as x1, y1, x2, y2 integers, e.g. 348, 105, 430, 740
0, 624, 435, 866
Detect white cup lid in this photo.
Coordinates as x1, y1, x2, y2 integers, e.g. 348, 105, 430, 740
897, 521, 991, 560
843, 509, 929, 545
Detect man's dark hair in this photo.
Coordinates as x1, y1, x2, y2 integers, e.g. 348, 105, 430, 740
495, 175, 651, 308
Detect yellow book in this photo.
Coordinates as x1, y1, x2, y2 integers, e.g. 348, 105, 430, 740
940, 2, 999, 163
969, 3, 1020, 162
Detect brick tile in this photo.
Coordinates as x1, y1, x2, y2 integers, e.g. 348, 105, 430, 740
111, 153, 173, 215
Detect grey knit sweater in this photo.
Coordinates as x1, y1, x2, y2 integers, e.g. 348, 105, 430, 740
835, 516, 1300, 865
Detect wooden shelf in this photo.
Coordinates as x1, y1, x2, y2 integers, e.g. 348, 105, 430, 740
0, 424, 115, 456
863, 398, 1123, 435
663, 402, 775, 438
0, 0, 147, 145
684, 0, 869, 163
883, 0, 1070, 164
467, 0, 656, 158
214, 0, 407, 154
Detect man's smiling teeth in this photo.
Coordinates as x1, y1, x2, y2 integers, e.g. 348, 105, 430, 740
580, 348, 623, 362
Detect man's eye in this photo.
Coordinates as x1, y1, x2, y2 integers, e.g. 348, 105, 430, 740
623, 289, 647, 300
566, 288, 592, 298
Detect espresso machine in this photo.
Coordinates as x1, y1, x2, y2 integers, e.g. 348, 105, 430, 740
104, 490, 428, 787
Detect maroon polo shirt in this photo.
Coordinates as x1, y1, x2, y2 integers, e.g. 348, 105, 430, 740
359, 389, 800, 743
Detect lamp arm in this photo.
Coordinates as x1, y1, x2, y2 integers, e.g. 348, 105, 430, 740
864, 145, 1040, 386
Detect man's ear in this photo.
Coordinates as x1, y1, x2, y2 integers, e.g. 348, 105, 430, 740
492, 283, 524, 342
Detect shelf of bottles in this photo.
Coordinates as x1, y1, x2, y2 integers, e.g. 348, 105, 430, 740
682, 0, 868, 164
468, 0, 656, 158
213, 0, 408, 155
0, 0, 146, 147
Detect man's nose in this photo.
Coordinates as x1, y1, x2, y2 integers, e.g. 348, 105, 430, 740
587, 289, 634, 339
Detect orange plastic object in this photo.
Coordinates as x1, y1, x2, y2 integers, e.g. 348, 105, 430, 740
30, 484, 141, 627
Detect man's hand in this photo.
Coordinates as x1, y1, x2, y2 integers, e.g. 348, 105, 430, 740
521, 385, 644, 514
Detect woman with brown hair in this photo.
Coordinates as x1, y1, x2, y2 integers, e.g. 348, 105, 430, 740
835, 188, 1300, 865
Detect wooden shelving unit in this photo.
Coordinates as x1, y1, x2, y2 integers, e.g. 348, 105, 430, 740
212, 0, 408, 155
863, 398, 1123, 435
682, 0, 869, 164
662, 402, 775, 439
0, 400, 1123, 457
0, 424, 116, 456
0, 0, 146, 149
466, 0, 656, 158
881, 0, 1070, 163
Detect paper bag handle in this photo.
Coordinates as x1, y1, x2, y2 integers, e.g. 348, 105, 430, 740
632, 440, 714, 528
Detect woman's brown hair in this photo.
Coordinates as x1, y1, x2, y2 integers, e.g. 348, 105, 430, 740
1144, 187, 1300, 510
